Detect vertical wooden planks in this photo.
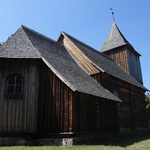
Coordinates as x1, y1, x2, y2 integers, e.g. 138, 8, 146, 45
106, 48, 129, 73
63, 86, 69, 132
68, 90, 73, 132
0, 59, 40, 133
36, 62, 74, 133
72, 92, 119, 134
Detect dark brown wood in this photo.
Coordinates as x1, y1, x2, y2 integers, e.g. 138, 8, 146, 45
72, 92, 119, 133
0, 59, 39, 133
92, 72, 148, 133
0, 57, 147, 136
105, 46, 143, 83
58, 35, 100, 75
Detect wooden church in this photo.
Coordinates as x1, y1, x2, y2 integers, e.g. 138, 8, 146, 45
0, 22, 148, 140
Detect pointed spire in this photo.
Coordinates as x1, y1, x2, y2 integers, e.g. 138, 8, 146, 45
100, 23, 136, 53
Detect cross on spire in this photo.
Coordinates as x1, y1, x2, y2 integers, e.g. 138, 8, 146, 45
110, 8, 115, 23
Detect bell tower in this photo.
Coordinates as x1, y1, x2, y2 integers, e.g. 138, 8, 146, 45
100, 23, 143, 83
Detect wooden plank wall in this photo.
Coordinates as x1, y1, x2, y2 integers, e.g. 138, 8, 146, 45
37, 61, 73, 133
130, 87, 148, 129
72, 92, 119, 133
105, 47, 129, 73
0, 59, 39, 133
0, 59, 147, 135
105, 47, 143, 83
92, 73, 148, 132
0, 59, 74, 134
38, 62, 119, 134
127, 49, 143, 83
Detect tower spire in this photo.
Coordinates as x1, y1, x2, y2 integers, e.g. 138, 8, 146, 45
110, 8, 115, 23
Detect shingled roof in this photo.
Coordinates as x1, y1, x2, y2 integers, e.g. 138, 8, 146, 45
0, 25, 121, 102
100, 23, 140, 56
62, 32, 147, 91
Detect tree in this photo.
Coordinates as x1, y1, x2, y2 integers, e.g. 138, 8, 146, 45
145, 92, 150, 114
145, 92, 150, 128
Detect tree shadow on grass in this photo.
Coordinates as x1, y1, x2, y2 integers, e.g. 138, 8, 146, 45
102, 135, 150, 147
74, 134, 150, 147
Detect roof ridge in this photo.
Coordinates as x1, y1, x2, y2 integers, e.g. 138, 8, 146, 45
20, 25, 43, 58
62, 32, 115, 62
62, 32, 98, 52
114, 23, 134, 49
22, 25, 66, 52
21, 25, 56, 43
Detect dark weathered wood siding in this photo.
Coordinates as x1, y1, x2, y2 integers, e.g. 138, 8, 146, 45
0, 59, 39, 133
105, 47, 129, 73
92, 73, 148, 132
37, 61, 73, 133
1, 58, 145, 136
0, 59, 74, 134
0, 58, 120, 135
37, 61, 119, 134
72, 92, 119, 133
104, 46, 143, 83
127, 48, 143, 83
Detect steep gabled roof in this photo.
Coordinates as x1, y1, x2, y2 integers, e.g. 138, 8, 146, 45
0, 25, 121, 102
100, 23, 140, 56
0, 27, 42, 58
62, 32, 147, 91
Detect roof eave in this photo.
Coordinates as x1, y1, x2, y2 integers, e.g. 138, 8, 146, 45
42, 57, 77, 92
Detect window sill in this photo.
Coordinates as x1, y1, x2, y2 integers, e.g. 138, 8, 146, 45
5, 94, 23, 99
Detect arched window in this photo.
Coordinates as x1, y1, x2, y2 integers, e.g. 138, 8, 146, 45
6, 75, 23, 95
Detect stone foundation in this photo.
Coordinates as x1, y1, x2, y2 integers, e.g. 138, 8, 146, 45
0, 130, 149, 146
0, 137, 74, 146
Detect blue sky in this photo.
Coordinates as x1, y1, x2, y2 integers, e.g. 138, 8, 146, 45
0, 0, 150, 90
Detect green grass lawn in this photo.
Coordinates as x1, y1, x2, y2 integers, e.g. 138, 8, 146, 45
0, 135, 150, 150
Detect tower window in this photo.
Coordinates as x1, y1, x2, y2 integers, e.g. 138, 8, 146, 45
6, 75, 23, 95
113, 90, 119, 98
